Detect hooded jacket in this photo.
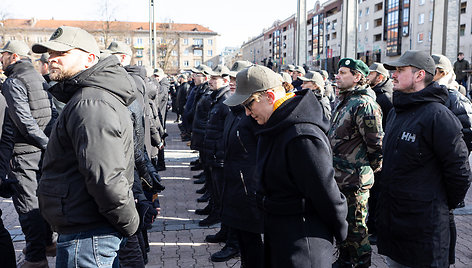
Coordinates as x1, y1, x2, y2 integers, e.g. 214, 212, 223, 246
444, 87, 472, 152
371, 78, 393, 128
38, 56, 139, 237
255, 89, 348, 267
377, 82, 471, 267
191, 89, 212, 151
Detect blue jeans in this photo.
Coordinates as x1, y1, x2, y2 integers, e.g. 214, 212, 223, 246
56, 227, 124, 268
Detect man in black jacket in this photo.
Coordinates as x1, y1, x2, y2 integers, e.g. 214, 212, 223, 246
33, 26, 139, 267
1, 40, 57, 267
453, 52, 470, 88
225, 65, 348, 267
378, 50, 471, 267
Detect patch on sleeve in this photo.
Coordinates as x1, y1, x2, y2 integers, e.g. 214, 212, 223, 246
363, 115, 379, 132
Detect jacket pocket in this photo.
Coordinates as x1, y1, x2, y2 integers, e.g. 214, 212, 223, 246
37, 181, 69, 226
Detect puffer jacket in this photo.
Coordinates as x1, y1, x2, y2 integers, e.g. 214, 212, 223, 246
191, 90, 212, 151
38, 56, 139, 237
445, 87, 472, 152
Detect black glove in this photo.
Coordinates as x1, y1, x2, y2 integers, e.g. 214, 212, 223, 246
150, 171, 165, 193
0, 177, 18, 198
136, 200, 158, 230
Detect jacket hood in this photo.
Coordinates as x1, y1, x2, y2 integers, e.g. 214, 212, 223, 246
372, 78, 393, 95
393, 82, 448, 112
49, 56, 136, 105
256, 89, 330, 136
124, 65, 147, 80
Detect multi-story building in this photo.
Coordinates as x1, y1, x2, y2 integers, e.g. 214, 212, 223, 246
241, 0, 472, 76
0, 18, 218, 74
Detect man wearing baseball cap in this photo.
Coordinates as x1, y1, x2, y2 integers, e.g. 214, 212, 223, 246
300, 70, 332, 120
376, 51, 471, 268
291, 65, 306, 91
33, 26, 139, 266
225, 65, 348, 266
329, 58, 383, 268
1, 39, 57, 267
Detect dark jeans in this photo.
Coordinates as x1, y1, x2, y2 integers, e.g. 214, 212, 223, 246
10, 151, 51, 262
234, 228, 263, 268
56, 227, 124, 268
210, 166, 224, 216
0, 215, 16, 268
449, 211, 457, 264
118, 233, 144, 268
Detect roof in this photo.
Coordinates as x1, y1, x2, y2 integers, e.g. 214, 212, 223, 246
1, 19, 217, 34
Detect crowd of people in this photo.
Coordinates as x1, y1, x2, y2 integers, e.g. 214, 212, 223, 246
0, 24, 471, 268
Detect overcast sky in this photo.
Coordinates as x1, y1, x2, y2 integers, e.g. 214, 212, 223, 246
3, 0, 323, 53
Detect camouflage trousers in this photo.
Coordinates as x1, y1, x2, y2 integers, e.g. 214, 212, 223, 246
338, 189, 371, 267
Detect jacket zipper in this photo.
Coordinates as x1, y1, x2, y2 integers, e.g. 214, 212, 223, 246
236, 130, 248, 154
239, 171, 248, 195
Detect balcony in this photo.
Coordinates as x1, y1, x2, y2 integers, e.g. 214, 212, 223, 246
192, 44, 203, 50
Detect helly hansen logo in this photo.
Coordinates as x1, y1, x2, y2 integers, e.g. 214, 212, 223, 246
401, 132, 416, 142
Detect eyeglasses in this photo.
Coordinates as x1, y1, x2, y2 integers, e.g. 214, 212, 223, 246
243, 96, 256, 111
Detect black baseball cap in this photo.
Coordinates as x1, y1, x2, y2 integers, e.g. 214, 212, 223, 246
384, 50, 436, 75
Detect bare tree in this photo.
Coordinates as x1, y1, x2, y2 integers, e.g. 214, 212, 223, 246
0, 5, 12, 47
97, 0, 118, 49
156, 22, 180, 74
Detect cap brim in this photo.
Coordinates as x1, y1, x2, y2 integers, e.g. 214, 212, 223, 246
383, 60, 408, 70
298, 77, 312, 82
32, 41, 74, 54
229, 71, 237, 78
191, 68, 202, 74
223, 92, 252, 106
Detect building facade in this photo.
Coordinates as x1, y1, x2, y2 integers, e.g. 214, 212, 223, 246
0, 18, 218, 74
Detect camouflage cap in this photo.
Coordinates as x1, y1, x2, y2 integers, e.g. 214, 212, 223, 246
338, 58, 370, 77
431, 54, 453, 73
224, 65, 282, 106
32, 26, 100, 56
208, 64, 230, 77
191, 64, 212, 75
107, 41, 132, 56
369, 62, 389, 77
0, 40, 30, 57
229, 60, 253, 77
384, 50, 436, 75
299, 71, 324, 88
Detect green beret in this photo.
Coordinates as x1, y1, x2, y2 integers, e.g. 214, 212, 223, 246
338, 58, 370, 77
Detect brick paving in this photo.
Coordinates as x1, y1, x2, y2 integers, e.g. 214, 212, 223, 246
1, 111, 472, 267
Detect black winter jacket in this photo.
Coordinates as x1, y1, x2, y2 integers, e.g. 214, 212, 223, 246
0, 94, 14, 179
371, 78, 393, 128
221, 105, 262, 234
157, 77, 169, 126
255, 89, 348, 267
176, 82, 190, 115
191, 90, 212, 151
202, 86, 231, 167
377, 82, 471, 267
38, 56, 139, 237
2, 60, 57, 154
444, 88, 472, 152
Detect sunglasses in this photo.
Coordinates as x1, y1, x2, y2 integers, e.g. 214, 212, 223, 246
243, 96, 257, 111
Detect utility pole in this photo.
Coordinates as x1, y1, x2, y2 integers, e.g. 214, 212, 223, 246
431, 0, 460, 61
296, 0, 307, 65
340, 0, 357, 59
149, 0, 157, 68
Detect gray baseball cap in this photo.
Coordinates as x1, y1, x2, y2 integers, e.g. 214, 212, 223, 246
0, 40, 30, 57
191, 64, 212, 75
369, 62, 389, 77
294, 65, 306, 75
431, 54, 453, 73
384, 50, 436, 75
229, 60, 253, 77
224, 65, 282, 106
153, 67, 165, 77
318, 70, 329, 80
36, 53, 49, 63
107, 41, 132, 56
299, 71, 324, 87
279, 72, 292, 84
32, 26, 100, 56
287, 64, 296, 71
208, 64, 230, 77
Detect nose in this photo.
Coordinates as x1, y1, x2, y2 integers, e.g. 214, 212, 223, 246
392, 71, 398, 79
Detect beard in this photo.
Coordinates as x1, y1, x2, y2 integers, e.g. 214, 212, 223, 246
49, 67, 79, 82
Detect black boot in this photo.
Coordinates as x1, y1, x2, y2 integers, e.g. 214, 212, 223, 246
193, 175, 206, 184
197, 191, 210, 203
196, 185, 206, 194
193, 171, 204, 178
195, 204, 211, 215
210, 245, 240, 262
198, 214, 220, 227
205, 225, 228, 243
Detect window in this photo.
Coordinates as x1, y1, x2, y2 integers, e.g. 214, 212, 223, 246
429, 10, 433, 21
375, 18, 382, 27
194, 50, 202, 56
418, 13, 424, 24
136, 49, 143, 57
460, 24, 465, 36
100, 37, 105, 44
375, 2, 383, 11
193, 38, 203, 45
137, 60, 143, 66
136, 38, 143, 46
359, 10, 362, 17
125, 37, 131, 44
332, 32, 337, 39
332, 20, 337, 30
366, 7, 370, 15
417, 33, 424, 43
207, 61, 214, 68
419, 0, 425, 5
36, 36, 43, 43
183, 39, 188, 45
208, 39, 213, 45
112, 38, 117, 42
184, 49, 189, 56
173, 61, 178, 67
461, 2, 467, 14
374, 34, 382, 41
207, 50, 213, 56
194, 60, 201, 67
365, 22, 369, 30
428, 31, 432, 41
171, 50, 178, 56
183, 60, 189, 67
358, 23, 362, 32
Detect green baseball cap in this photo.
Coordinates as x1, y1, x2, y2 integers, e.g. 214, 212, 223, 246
299, 71, 324, 88
369, 62, 389, 77
224, 65, 282, 106
32, 26, 100, 56
384, 50, 436, 75
338, 58, 370, 76
107, 41, 132, 56
208, 64, 230, 77
191, 64, 212, 75
0, 40, 30, 57
229, 60, 253, 77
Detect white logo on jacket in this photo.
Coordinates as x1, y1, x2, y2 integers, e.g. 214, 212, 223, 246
401, 132, 416, 143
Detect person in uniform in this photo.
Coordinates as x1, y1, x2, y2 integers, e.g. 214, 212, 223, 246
329, 58, 384, 268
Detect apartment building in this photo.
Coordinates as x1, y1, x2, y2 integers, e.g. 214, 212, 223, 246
0, 18, 218, 74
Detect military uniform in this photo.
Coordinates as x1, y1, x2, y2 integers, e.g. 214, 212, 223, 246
328, 83, 383, 267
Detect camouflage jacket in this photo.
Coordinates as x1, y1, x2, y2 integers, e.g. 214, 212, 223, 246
328, 84, 383, 190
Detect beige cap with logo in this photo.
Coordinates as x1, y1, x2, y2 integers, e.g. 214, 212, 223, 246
0, 40, 30, 57
32, 26, 100, 56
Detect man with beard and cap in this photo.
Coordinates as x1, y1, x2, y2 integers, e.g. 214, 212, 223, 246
107, 41, 163, 266
299, 70, 332, 120
36, 53, 65, 115
1, 40, 58, 268
329, 58, 383, 268
365, 62, 393, 245
33, 26, 139, 267
225, 64, 348, 267
377, 50, 471, 268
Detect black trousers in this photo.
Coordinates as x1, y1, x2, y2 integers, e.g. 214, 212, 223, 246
0, 214, 16, 268
118, 233, 145, 268
234, 228, 263, 268
10, 151, 52, 262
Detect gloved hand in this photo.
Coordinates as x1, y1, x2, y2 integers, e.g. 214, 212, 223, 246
0, 176, 18, 198
136, 200, 158, 230
150, 171, 165, 193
